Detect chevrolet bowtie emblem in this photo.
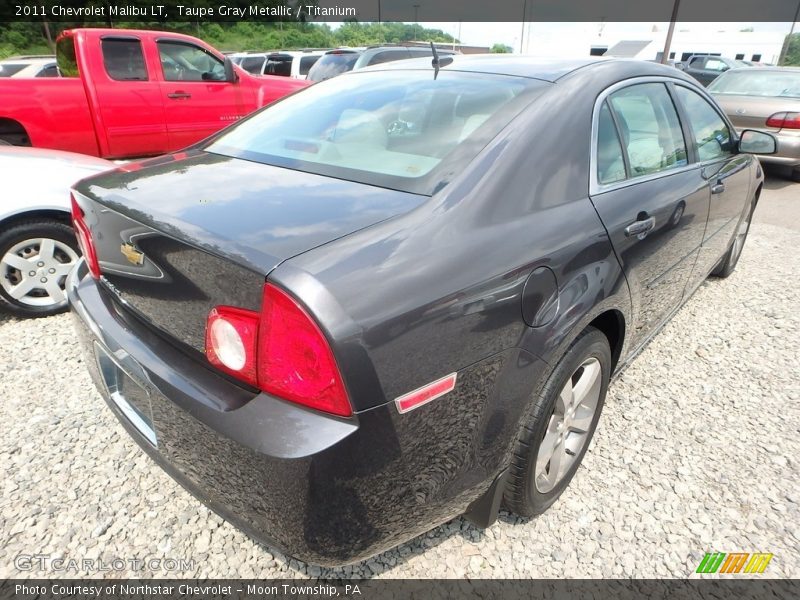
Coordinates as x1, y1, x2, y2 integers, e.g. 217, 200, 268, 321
120, 243, 144, 266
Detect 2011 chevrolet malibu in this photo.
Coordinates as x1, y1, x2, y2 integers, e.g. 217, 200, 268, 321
67, 56, 776, 566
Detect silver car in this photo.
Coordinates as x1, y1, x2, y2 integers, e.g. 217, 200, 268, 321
709, 67, 800, 180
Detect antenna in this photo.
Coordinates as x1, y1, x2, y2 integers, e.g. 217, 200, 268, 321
430, 41, 453, 80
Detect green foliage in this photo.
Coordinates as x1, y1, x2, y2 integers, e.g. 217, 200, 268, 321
783, 32, 800, 66
0, 21, 459, 58
490, 43, 512, 54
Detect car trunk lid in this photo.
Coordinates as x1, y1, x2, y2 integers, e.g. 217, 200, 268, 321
73, 150, 427, 354
712, 94, 787, 132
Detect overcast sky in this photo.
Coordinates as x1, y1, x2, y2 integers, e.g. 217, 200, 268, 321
400, 22, 797, 50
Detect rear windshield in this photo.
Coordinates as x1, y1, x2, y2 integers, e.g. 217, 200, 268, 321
0, 63, 27, 76
207, 70, 547, 195
307, 52, 359, 82
709, 70, 800, 98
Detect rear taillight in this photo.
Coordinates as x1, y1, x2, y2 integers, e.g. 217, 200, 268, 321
206, 306, 259, 387
257, 284, 351, 417
70, 193, 101, 279
766, 112, 800, 129
204, 284, 352, 417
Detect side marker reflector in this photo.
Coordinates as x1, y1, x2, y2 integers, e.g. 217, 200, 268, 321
395, 373, 457, 414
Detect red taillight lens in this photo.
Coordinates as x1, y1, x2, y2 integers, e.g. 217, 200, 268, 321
257, 284, 351, 417
204, 284, 352, 417
766, 112, 800, 129
70, 193, 101, 279
205, 306, 259, 387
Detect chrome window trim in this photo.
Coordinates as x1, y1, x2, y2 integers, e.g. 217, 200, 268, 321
589, 75, 738, 196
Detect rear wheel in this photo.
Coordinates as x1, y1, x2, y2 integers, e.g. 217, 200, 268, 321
504, 327, 611, 517
711, 201, 754, 278
0, 220, 80, 318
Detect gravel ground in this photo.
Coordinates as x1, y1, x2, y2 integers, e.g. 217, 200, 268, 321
1, 188, 798, 579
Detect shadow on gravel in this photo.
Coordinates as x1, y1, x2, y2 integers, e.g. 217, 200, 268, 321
262, 514, 508, 579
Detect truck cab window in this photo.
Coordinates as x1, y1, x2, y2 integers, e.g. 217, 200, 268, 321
158, 41, 226, 82
102, 39, 148, 81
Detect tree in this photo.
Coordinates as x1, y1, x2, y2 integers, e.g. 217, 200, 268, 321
490, 43, 512, 54
782, 32, 800, 66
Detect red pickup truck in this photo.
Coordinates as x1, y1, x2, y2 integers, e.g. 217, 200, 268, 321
0, 28, 309, 158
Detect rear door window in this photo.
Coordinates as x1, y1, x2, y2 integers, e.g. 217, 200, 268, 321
240, 56, 266, 74
264, 55, 293, 77
596, 101, 627, 184
607, 83, 688, 177
101, 38, 147, 81
298, 55, 320, 76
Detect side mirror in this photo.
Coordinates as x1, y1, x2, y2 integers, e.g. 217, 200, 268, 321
224, 57, 239, 83
738, 129, 777, 155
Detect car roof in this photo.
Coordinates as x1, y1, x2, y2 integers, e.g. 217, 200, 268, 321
358, 55, 687, 83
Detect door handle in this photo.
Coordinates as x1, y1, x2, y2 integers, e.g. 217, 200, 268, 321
167, 92, 191, 99
710, 181, 725, 194
624, 216, 656, 239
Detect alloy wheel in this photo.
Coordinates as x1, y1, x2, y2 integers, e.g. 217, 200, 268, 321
535, 357, 603, 493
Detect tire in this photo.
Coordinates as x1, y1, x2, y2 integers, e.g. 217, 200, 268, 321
0, 219, 80, 318
504, 327, 611, 517
711, 200, 755, 279
0, 139, 11, 146
791, 167, 800, 183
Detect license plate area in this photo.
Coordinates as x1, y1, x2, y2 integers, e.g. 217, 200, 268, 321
93, 342, 157, 446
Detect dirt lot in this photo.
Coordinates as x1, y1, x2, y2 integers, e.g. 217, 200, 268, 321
0, 171, 798, 579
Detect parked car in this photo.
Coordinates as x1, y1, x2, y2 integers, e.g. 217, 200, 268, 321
0, 29, 309, 158
0, 56, 59, 78
0, 147, 112, 317
231, 51, 326, 79
307, 44, 457, 82
678, 55, 750, 86
708, 67, 800, 181
67, 56, 774, 566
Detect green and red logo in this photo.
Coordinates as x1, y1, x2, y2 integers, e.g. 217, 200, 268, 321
696, 552, 773, 574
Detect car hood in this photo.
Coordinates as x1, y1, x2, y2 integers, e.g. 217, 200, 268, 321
74, 150, 429, 275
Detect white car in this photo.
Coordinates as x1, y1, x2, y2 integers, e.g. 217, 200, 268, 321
0, 146, 113, 317
0, 56, 59, 78
230, 50, 326, 79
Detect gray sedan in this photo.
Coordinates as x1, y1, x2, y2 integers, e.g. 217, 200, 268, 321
709, 67, 800, 181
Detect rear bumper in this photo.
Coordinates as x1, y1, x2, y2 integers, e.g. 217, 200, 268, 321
67, 260, 541, 565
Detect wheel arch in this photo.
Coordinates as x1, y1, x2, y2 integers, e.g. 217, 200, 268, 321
0, 209, 73, 230
587, 309, 626, 372
0, 118, 31, 146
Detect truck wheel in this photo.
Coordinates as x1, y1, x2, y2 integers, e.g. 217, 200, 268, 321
504, 327, 611, 517
0, 220, 80, 318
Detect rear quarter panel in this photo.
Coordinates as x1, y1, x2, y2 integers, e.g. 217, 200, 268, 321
0, 79, 98, 155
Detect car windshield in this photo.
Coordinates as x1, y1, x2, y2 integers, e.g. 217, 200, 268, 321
709, 70, 800, 98
207, 70, 548, 195
306, 52, 360, 82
